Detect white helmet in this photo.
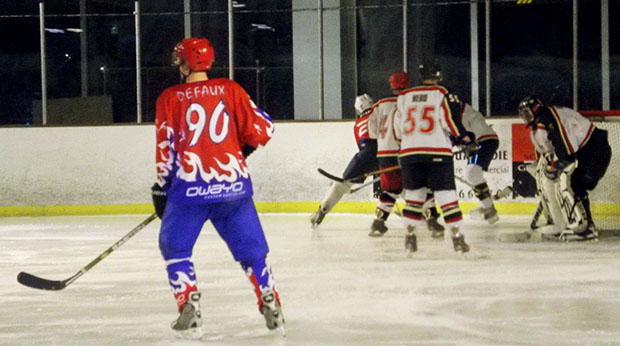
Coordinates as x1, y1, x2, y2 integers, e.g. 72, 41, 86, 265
354, 94, 374, 115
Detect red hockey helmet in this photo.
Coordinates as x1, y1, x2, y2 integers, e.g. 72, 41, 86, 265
172, 38, 215, 72
388, 72, 410, 91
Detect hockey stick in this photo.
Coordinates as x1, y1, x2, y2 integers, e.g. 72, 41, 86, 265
349, 177, 380, 194
454, 175, 513, 200
530, 202, 544, 230
17, 213, 158, 291
317, 165, 400, 183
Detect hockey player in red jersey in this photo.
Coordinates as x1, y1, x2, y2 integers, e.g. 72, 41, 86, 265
366, 71, 445, 237
151, 38, 283, 338
310, 94, 379, 228
394, 63, 473, 253
518, 96, 611, 240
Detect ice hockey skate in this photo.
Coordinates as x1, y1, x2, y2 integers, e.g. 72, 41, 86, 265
404, 225, 417, 253
368, 218, 388, 237
559, 223, 598, 242
310, 206, 327, 229
171, 291, 203, 339
450, 227, 470, 253
260, 290, 285, 335
470, 205, 499, 224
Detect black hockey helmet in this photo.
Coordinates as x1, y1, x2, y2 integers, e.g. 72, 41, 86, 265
517, 96, 545, 125
418, 62, 442, 83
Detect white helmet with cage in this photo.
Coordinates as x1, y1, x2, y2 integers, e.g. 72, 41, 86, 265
354, 94, 374, 116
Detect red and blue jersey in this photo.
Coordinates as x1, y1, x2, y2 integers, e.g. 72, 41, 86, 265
354, 110, 373, 150
155, 78, 274, 204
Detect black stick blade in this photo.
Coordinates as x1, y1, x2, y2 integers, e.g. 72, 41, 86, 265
17, 272, 67, 291
317, 168, 345, 183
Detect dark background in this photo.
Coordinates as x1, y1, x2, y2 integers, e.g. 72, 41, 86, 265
0, 0, 618, 125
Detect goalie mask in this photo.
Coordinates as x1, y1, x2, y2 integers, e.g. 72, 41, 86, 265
172, 38, 215, 72
518, 96, 545, 125
354, 94, 374, 116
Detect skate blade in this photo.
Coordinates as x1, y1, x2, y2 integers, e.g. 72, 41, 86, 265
276, 325, 287, 337
368, 231, 386, 237
173, 326, 204, 339
486, 215, 499, 224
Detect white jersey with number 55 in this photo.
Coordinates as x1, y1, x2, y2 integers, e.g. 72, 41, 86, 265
395, 85, 466, 160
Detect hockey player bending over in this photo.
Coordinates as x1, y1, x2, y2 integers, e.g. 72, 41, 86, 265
151, 38, 283, 338
518, 96, 612, 240
394, 63, 472, 253
367, 71, 445, 237
310, 94, 379, 228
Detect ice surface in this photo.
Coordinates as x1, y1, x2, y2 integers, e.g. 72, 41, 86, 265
1, 214, 620, 345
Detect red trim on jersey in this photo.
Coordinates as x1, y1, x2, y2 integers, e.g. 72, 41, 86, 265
377, 150, 400, 157
399, 85, 448, 96
405, 200, 425, 206
399, 147, 453, 156
375, 97, 397, 106
550, 107, 575, 155
477, 134, 499, 142
578, 124, 595, 149
442, 100, 459, 137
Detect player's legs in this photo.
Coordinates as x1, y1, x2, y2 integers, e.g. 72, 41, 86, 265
427, 161, 469, 253
159, 202, 210, 337
209, 197, 283, 329
370, 157, 402, 237
568, 129, 612, 236
399, 159, 431, 251
465, 139, 499, 223
311, 150, 379, 228
159, 202, 210, 311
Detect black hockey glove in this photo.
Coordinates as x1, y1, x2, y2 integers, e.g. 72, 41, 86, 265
242, 145, 256, 158
462, 142, 480, 156
151, 183, 167, 219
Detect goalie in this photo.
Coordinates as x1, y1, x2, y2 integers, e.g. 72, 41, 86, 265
518, 96, 612, 240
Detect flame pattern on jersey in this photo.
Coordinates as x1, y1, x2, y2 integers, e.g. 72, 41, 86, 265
155, 78, 273, 204
177, 152, 250, 183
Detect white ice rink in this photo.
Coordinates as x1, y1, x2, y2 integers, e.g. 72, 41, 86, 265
2, 213, 620, 345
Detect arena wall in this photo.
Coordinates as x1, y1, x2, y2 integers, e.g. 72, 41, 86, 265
0, 119, 552, 216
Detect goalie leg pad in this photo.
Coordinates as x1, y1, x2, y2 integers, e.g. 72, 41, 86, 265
534, 157, 565, 229
556, 164, 587, 233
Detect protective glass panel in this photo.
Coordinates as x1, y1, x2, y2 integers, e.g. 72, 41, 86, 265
232, 1, 293, 120
0, 4, 40, 125
407, 1, 472, 109
140, 2, 184, 123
